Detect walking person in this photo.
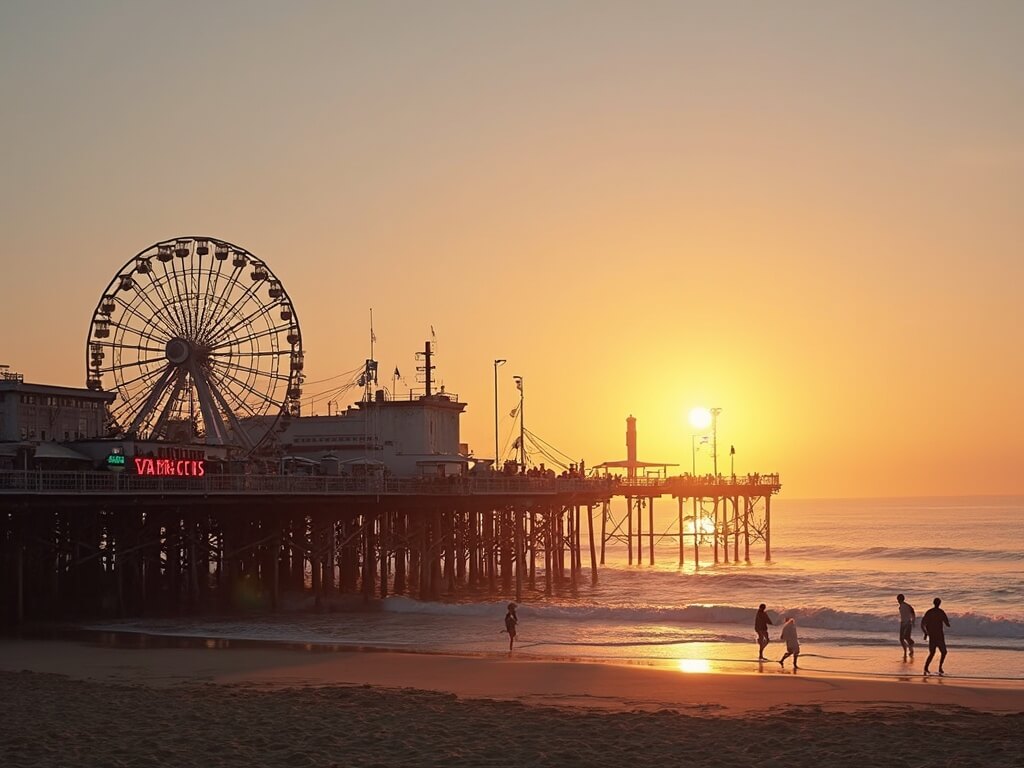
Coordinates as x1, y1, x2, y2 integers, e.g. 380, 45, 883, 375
503, 602, 518, 653
921, 597, 951, 675
755, 604, 774, 660
778, 617, 800, 669
897, 594, 916, 658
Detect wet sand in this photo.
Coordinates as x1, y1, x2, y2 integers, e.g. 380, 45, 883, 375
2, 638, 1022, 767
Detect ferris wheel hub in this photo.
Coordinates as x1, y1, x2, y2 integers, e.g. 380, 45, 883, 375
165, 337, 191, 365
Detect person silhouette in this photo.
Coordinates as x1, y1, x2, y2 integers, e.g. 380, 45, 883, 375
504, 602, 518, 653
897, 594, 916, 658
755, 604, 773, 660
921, 597, 951, 675
778, 617, 800, 669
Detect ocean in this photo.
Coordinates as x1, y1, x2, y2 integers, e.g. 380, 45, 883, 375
87, 496, 1024, 680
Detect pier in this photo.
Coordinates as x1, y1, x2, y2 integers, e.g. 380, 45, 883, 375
0, 236, 782, 626
0, 469, 779, 626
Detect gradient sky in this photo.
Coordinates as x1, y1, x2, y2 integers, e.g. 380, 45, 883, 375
1, 1, 1021, 498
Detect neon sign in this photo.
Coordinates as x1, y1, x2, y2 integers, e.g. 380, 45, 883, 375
134, 457, 206, 477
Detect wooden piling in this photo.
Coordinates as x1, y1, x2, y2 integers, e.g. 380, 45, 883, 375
648, 497, 655, 566
600, 500, 608, 565
626, 496, 633, 565
677, 496, 684, 567
636, 498, 643, 564
587, 503, 598, 584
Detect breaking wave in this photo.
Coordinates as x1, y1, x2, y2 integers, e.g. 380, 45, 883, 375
381, 596, 1024, 639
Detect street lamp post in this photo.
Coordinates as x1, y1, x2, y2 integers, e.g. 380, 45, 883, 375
493, 359, 506, 469
711, 407, 722, 477
513, 376, 524, 472
690, 434, 698, 475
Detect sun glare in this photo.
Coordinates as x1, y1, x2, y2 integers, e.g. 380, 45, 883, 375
688, 407, 712, 430
677, 658, 712, 674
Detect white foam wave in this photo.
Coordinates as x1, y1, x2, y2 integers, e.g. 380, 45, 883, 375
380, 596, 1024, 639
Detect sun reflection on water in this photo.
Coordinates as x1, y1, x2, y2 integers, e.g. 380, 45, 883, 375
676, 658, 712, 674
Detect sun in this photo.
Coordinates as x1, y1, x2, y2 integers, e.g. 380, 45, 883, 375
688, 407, 712, 430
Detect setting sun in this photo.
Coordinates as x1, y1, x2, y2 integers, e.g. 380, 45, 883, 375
688, 408, 712, 431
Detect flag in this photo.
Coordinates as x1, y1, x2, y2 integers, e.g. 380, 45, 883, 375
371, 330, 377, 343
509, 406, 519, 418
394, 366, 400, 378
512, 437, 520, 449
514, 376, 523, 391
430, 325, 436, 338
730, 445, 736, 455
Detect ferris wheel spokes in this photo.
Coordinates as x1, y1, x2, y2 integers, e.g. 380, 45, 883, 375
87, 237, 303, 449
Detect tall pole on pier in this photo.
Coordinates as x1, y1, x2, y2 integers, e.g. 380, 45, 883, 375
493, 359, 506, 468
711, 407, 722, 477
514, 376, 524, 472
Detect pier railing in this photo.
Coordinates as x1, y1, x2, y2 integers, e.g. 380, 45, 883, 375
0, 470, 616, 497
619, 473, 781, 491
0, 470, 780, 498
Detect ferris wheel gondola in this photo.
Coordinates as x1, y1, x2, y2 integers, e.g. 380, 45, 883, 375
85, 236, 303, 450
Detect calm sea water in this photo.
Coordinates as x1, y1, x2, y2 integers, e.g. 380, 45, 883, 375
89, 496, 1024, 680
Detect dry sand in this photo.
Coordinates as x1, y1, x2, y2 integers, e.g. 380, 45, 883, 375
2, 638, 1022, 767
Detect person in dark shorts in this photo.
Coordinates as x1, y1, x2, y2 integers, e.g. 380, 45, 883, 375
504, 602, 518, 652
897, 594, 916, 657
755, 604, 774, 660
921, 597, 951, 675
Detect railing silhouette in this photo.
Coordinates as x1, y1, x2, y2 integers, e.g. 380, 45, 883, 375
0, 470, 616, 497
617, 473, 781, 489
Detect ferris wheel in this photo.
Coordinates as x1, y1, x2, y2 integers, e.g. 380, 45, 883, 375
86, 236, 303, 449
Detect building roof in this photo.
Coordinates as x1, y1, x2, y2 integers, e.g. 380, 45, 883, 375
33, 442, 94, 461
0, 441, 93, 461
0, 380, 116, 401
414, 455, 469, 465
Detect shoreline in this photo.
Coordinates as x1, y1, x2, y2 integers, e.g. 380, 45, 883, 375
10, 623, 1024, 683
2, 635, 1022, 714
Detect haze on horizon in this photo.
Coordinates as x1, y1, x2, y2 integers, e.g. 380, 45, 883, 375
1, 1, 1021, 500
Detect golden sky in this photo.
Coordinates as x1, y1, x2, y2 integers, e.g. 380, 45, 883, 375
1, 2, 1021, 498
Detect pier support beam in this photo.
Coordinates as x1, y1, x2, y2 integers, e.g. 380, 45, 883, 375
648, 497, 655, 566
587, 503, 598, 584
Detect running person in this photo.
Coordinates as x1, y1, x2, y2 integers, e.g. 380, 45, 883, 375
897, 594, 916, 657
921, 597, 951, 675
755, 604, 774, 660
504, 602, 518, 652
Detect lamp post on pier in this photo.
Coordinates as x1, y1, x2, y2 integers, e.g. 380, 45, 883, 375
513, 376, 524, 472
493, 359, 506, 469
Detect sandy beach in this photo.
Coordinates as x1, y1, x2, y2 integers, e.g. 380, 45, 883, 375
2, 638, 1021, 767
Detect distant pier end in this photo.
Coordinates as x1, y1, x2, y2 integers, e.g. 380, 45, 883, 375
594, 415, 781, 569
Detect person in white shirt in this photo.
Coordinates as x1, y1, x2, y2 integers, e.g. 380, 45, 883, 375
779, 617, 800, 669
897, 594, 916, 658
